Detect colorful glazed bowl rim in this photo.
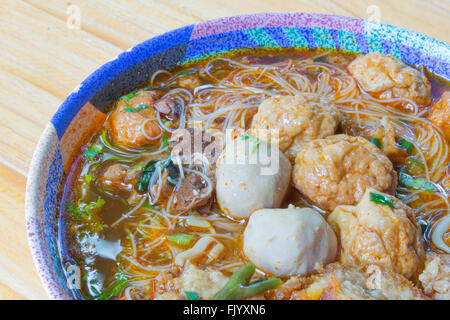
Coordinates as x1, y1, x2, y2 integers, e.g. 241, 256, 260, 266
25, 12, 450, 299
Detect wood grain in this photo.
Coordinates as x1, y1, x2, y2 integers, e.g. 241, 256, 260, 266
0, 0, 448, 299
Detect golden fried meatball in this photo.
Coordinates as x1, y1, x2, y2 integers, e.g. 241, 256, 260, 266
250, 94, 342, 161
292, 134, 397, 210
348, 53, 431, 108
428, 91, 450, 141
419, 252, 450, 300
328, 188, 426, 280
274, 263, 427, 300
108, 89, 162, 148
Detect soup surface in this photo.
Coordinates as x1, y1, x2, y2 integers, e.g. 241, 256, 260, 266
60, 49, 450, 300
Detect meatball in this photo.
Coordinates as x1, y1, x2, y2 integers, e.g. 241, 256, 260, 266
292, 134, 397, 210
275, 263, 427, 300
328, 188, 426, 280
250, 94, 342, 161
108, 89, 162, 148
418, 252, 450, 300
243, 206, 337, 277
216, 136, 291, 220
98, 163, 138, 191
428, 91, 450, 141
348, 53, 431, 108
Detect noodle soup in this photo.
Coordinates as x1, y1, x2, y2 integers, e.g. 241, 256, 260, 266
60, 49, 450, 300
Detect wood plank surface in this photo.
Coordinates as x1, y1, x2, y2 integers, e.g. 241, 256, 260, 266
0, 0, 448, 299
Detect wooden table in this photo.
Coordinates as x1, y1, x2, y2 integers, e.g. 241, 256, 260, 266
0, 0, 448, 300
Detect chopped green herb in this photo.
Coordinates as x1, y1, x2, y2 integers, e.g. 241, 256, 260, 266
66, 201, 82, 217
122, 92, 139, 100
408, 157, 425, 168
251, 138, 260, 154
124, 103, 149, 113
162, 132, 169, 149
185, 291, 200, 300
369, 192, 395, 208
398, 171, 436, 194
178, 69, 197, 76
143, 203, 154, 209
398, 139, 414, 153
240, 135, 260, 154
84, 174, 94, 183
369, 138, 382, 149
95, 273, 128, 300
166, 160, 180, 180
95, 197, 106, 208
166, 233, 195, 246
83, 144, 103, 161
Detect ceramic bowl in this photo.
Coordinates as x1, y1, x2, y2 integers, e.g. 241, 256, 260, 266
25, 12, 450, 299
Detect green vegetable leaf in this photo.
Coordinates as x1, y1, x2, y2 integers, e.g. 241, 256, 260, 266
185, 291, 200, 300
83, 144, 103, 161
135, 160, 158, 193
398, 139, 414, 153
369, 138, 381, 149
369, 192, 395, 208
398, 171, 436, 194
166, 233, 195, 246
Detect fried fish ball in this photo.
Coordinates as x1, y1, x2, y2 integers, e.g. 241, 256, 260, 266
250, 94, 342, 161
328, 188, 426, 280
292, 134, 397, 210
348, 53, 431, 108
108, 89, 162, 148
